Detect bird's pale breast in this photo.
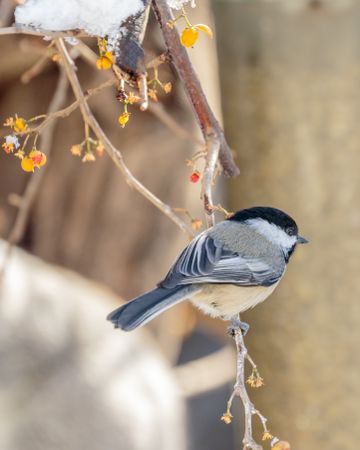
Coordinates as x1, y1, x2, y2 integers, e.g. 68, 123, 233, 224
190, 282, 279, 320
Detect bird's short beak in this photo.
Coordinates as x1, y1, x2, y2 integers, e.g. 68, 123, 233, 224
297, 235, 309, 244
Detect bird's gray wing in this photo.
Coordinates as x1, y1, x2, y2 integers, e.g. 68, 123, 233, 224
159, 231, 285, 289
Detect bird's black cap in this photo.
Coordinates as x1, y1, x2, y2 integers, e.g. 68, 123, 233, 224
228, 206, 299, 236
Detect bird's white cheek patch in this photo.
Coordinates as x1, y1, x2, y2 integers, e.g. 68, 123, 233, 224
245, 219, 297, 249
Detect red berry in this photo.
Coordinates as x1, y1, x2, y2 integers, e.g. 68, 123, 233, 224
190, 171, 200, 183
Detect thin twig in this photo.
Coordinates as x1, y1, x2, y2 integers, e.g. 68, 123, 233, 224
73, 39, 101, 67
0, 26, 86, 38
13, 78, 200, 147
234, 327, 262, 450
231, 320, 262, 450
2, 33, 200, 154
202, 136, 220, 227
148, 102, 202, 144
55, 38, 194, 238
11, 79, 116, 138
21, 53, 51, 84
222, 317, 279, 449
18, 37, 52, 56
146, 52, 169, 70
152, 0, 239, 225
73, 40, 199, 144
0, 68, 69, 279
137, 73, 149, 111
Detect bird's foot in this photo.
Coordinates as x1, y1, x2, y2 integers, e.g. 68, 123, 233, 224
227, 317, 250, 337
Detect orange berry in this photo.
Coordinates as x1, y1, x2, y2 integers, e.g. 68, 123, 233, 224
29, 150, 46, 167
95, 143, 105, 156
180, 27, 199, 47
96, 52, 113, 70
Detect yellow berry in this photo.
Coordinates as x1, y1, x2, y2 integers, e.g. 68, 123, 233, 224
21, 157, 35, 172
180, 27, 199, 47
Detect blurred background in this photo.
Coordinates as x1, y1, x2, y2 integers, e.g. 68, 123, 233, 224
1, 0, 359, 449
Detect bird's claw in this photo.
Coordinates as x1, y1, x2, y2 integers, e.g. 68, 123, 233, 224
227, 317, 250, 336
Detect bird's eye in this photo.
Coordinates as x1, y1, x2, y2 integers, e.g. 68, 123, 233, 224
286, 226, 296, 236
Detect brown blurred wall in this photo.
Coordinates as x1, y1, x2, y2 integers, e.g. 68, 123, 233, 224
213, 0, 360, 448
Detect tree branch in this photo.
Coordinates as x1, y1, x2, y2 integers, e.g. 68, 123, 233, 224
221, 317, 284, 450
232, 323, 263, 450
148, 101, 202, 144
0, 68, 69, 279
11, 79, 116, 138
0, 27, 217, 224
0, 26, 86, 38
152, 0, 240, 225
55, 38, 194, 238
73, 40, 202, 145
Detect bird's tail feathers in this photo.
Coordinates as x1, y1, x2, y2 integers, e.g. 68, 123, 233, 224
107, 285, 200, 331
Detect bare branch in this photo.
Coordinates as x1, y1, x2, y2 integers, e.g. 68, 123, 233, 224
148, 102, 202, 144
146, 52, 169, 70
152, 0, 240, 225
71, 40, 201, 146
0, 26, 86, 38
6, 39, 200, 154
11, 79, 116, 138
137, 73, 149, 111
55, 38, 194, 238
0, 68, 69, 279
232, 324, 263, 450
21, 53, 51, 84
222, 317, 281, 450
202, 137, 220, 226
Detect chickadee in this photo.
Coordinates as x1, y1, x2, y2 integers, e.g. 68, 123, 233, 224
107, 206, 308, 332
